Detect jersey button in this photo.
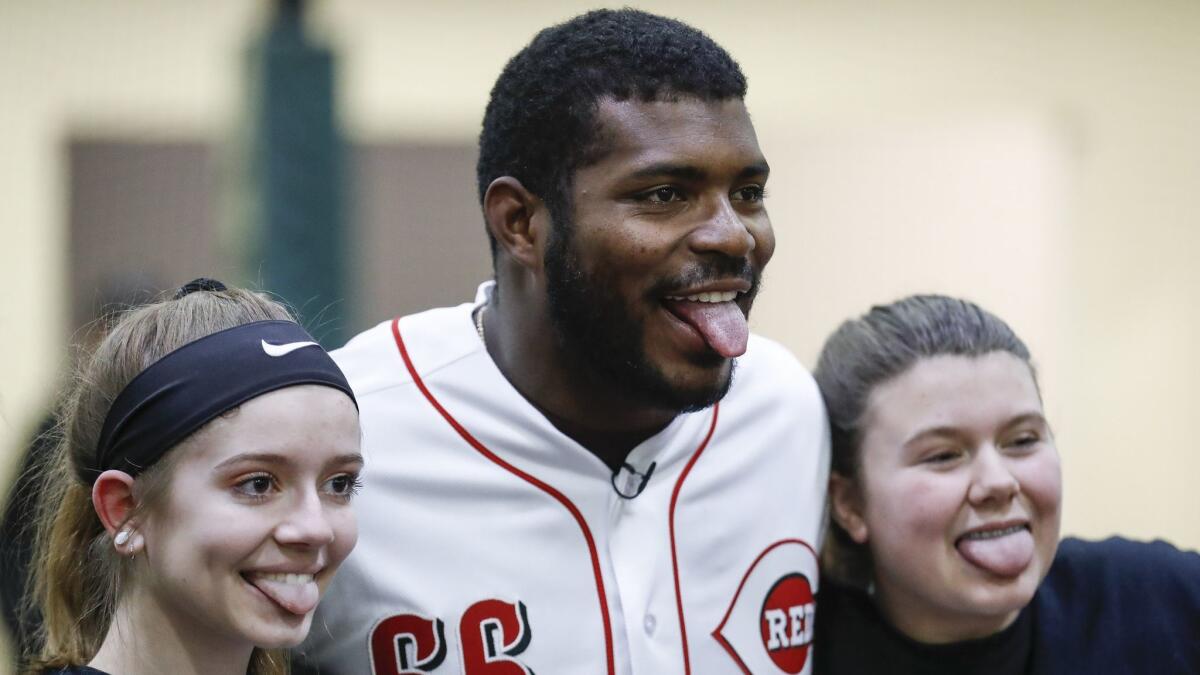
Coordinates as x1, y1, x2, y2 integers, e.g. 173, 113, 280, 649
643, 613, 657, 636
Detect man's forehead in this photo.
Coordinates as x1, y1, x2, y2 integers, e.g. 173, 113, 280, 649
587, 96, 766, 169
596, 96, 755, 138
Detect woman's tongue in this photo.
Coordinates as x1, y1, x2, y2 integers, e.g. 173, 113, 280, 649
664, 299, 749, 358
247, 574, 320, 616
956, 528, 1035, 578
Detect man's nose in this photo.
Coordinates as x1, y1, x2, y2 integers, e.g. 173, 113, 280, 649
689, 195, 757, 259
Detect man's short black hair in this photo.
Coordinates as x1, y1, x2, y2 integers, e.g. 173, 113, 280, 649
476, 8, 748, 258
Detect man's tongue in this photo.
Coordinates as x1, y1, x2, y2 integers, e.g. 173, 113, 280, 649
247, 575, 320, 616
956, 528, 1034, 578
665, 299, 749, 358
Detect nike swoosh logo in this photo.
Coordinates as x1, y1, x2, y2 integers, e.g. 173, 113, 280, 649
261, 339, 320, 357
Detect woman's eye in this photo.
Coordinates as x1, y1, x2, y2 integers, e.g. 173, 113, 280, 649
732, 185, 765, 202
924, 449, 962, 465
1008, 432, 1040, 449
235, 475, 275, 498
324, 474, 363, 500
643, 186, 684, 203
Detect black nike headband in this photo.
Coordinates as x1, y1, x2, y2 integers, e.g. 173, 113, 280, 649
87, 319, 357, 483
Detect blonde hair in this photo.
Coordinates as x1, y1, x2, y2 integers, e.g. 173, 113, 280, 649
25, 287, 297, 675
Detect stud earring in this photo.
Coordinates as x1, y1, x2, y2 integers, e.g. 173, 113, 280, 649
114, 529, 131, 546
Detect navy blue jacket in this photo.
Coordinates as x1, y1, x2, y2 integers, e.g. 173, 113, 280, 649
1031, 537, 1200, 673
815, 537, 1200, 674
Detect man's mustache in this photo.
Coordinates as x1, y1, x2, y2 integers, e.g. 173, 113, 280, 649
651, 256, 758, 296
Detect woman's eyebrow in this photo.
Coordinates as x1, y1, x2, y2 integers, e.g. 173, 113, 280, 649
902, 426, 968, 448
999, 412, 1049, 432
212, 452, 291, 470
903, 412, 1049, 447
325, 452, 365, 469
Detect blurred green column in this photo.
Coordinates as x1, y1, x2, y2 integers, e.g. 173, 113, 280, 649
246, 0, 347, 347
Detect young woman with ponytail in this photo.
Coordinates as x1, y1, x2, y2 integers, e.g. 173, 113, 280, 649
24, 279, 363, 675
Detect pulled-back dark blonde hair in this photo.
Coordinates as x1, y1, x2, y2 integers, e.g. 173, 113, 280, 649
813, 294, 1035, 589
25, 286, 296, 675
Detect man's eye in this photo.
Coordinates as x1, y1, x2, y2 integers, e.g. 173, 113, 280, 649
732, 185, 765, 202
644, 187, 684, 203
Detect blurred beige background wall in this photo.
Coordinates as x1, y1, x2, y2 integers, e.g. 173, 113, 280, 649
2, 0, 1197, 583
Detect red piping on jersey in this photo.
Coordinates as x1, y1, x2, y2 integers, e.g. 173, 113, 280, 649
391, 318, 615, 675
668, 403, 721, 675
711, 538, 820, 674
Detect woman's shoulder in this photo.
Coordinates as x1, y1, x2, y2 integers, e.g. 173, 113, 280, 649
1031, 536, 1200, 671
1040, 535, 1200, 613
1047, 536, 1200, 587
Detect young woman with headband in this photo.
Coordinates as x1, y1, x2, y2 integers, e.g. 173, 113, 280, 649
24, 279, 363, 675
811, 295, 1200, 674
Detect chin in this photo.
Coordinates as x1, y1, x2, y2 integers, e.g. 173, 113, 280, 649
661, 377, 731, 413
962, 572, 1041, 620
650, 357, 735, 411
243, 613, 314, 649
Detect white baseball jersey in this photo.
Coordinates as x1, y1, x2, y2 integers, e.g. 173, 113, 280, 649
301, 284, 830, 675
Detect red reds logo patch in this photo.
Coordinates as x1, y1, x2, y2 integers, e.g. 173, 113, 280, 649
759, 573, 815, 673
713, 539, 819, 674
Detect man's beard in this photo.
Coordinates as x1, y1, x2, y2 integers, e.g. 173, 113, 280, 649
543, 223, 753, 414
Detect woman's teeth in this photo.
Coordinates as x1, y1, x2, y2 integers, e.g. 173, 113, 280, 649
253, 572, 314, 585
244, 571, 322, 615
665, 290, 739, 303
960, 525, 1027, 541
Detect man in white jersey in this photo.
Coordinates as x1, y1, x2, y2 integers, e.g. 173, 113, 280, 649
299, 9, 829, 674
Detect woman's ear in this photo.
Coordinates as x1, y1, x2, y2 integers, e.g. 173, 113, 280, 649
92, 470, 144, 555
829, 472, 869, 544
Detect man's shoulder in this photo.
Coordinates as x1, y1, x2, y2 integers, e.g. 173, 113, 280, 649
333, 302, 479, 398
735, 333, 823, 408
743, 332, 806, 371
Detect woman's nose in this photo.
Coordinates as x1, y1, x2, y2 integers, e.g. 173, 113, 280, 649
274, 491, 336, 547
967, 445, 1020, 506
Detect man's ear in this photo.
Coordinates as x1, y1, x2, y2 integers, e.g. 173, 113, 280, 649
92, 469, 145, 555
829, 472, 869, 544
483, 176, 548, 271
